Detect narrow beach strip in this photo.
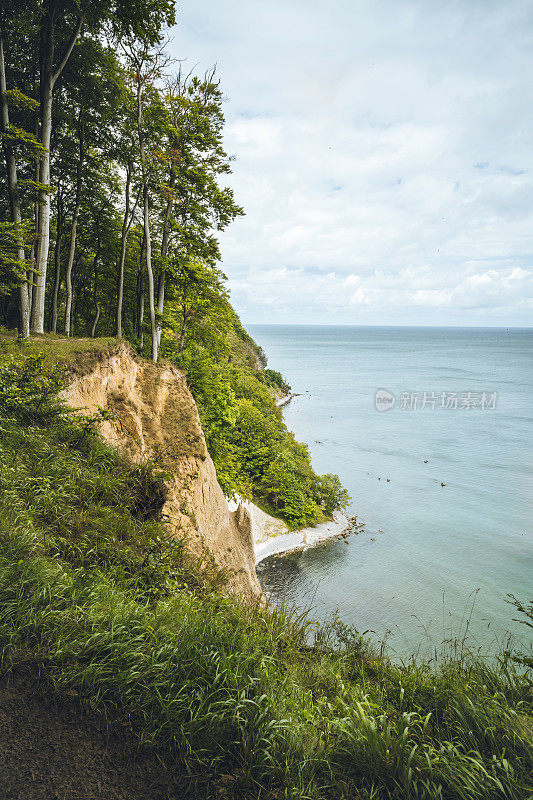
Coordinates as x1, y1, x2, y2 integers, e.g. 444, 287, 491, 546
228, 496, 350, 564
254, 511, 351, 564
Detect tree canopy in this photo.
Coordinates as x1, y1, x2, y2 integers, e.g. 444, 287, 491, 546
0, 1, 349, 526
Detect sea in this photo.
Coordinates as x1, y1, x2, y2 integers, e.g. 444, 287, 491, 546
249, 325, 533, 660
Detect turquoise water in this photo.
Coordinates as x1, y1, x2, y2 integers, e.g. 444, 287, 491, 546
249, 325, 533, 658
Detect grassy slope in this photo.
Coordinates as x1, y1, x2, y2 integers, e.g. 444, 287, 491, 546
0, 338, 531, 799
0, 328, 119, 361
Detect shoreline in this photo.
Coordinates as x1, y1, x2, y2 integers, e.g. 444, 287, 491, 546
228, 495, 352, 565
275, 392, 300, 407
226, 388, 352, 564
254, 510, 352, 564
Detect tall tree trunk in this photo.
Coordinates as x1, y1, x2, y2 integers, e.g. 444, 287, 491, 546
116, 164, 131, 338
30, 7, 84, 334
50, 183, 63, 332
156, 270, 165, 346
91, 297, 100, 337
64, 114, 84, 337
90, 218, 101, 337
136, 70, 157, 362
30, 22, 53, 334
156, 170, 175, 346
64, 200, 80, 337
136, 233, 145, 347
29, 42, 40, 323
0, 36, 30, 338
70, 281, 76, 336
142, 185, 157, 361
116, 166, 140, 338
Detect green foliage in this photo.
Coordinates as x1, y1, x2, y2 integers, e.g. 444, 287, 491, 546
0, 220, 33, 296
0, 369, 530, 799
314, 473, 352, 516
163, 259, 231, 353
173, 342, 242, 495
0, 352, 64, 424
260, 367, 291, 395
168, 318, 350, 526
260, 446, 321, 526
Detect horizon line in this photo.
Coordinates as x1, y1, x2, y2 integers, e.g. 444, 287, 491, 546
245, 322, 533, 329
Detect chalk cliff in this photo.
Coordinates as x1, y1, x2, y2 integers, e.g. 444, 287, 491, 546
63, 343, 262, 603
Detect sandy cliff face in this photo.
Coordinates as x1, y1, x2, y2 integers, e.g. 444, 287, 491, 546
63, 343, 262, 603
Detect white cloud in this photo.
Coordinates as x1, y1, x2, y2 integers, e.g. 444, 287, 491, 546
169, 0, 533, 325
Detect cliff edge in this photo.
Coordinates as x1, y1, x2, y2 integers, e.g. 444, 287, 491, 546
63, 342, 262, 603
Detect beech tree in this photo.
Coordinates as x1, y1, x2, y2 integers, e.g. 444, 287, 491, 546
0, 1, 245, 364
25, 0, 175, 334
121, 41, 172, 362
153, 70, 243, 345
0, 37, 31, 336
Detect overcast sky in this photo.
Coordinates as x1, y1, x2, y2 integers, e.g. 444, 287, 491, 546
170, 0, 533, 326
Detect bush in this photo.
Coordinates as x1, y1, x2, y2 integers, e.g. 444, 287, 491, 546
0, 353, 64, 425
314, 473, 352, 516
260, 368, 291, 395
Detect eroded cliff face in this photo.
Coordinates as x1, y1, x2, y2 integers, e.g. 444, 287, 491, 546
63, 343, 262, 603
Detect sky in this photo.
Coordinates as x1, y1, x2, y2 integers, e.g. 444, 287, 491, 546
169, 0, 533, 326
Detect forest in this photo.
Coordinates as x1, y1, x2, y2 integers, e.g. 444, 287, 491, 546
0, 0, 349, 527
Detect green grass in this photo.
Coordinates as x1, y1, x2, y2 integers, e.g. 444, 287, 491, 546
0, 328, 120, 367
0, 352, 531, 799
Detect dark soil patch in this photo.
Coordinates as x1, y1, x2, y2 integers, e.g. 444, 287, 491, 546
0, 670, 189, 800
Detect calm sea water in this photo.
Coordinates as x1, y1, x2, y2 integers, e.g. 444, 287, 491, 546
249, 325, 533, 658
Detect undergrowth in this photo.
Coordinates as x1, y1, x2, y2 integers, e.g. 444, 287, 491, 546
0, 353, 531, 799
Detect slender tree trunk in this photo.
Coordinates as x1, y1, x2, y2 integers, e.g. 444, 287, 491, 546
156, 270, 165, 346
136, 233, 145, 347
0, 36, 30, 338
30, 8, 84, 334
50, 183, 62, 332
116, 170, 140, 338
116, 164, 131, 338
64, 194, 81, 336
31, 27, 53, 334
137, 271, 145, 349
138, 293, 144, 348
29, 42, 40, 323
90, 218, 101, 337
142, 186, 157, 361
70, 282, 76, 335
135, 71, 157, 362
91, 297, 100, 337
156, 170, 175, 346
29, 126, 40, 322
64, 115, 84, 337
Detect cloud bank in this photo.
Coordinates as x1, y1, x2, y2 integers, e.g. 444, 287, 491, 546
170, 0, 533, 325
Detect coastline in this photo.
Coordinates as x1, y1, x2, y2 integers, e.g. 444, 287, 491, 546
228, 495, 352, 565
254, 510, 351, 564
228, 388, 352, 565
275, 392, 299, 408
